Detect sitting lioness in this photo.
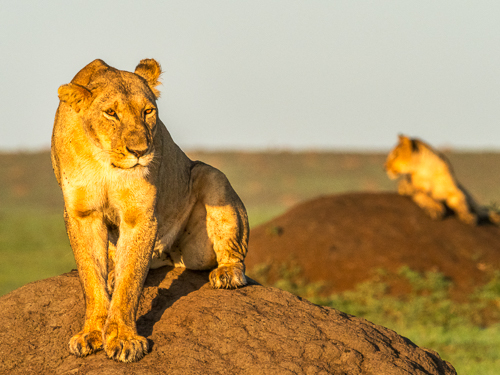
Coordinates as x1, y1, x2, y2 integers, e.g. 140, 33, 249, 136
385, 134, 498, 225
51, 59, 249, 362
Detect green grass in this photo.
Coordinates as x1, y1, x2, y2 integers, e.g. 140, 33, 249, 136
2, 150, 500, 296
0, 207, 74, 296
248, 262, 500, 374
402, 325, 500, 375
246, 204, 287, 228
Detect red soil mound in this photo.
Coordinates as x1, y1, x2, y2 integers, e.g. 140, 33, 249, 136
0, 268, 455, 374
246, 193, 500, 296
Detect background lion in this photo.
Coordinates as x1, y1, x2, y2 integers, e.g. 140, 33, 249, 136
51, 59, 249, 362
385, 134, 498, 225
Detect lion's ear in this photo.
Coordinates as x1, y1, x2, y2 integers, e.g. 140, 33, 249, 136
134, 59, 162, 99
58, 83, 92, 113
398, 134, 412, 147
398, 134, 409, 143
71, 59, 109, 86
410, 139, 420, 152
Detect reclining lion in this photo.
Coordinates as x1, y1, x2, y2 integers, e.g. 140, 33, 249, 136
51, 59, 249, 362
385, 134, 498, 225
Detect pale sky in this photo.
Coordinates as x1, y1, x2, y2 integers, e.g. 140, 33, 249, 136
1, 1, 500, 151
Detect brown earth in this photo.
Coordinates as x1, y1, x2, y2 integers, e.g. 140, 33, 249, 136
0, 267, 455, 375
246, 192, 500, 297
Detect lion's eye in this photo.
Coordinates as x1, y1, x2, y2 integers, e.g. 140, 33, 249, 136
144, 108, 155, 116
105, 109, 117, 117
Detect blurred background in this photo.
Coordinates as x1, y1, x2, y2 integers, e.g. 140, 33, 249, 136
2, 1, 500, 151
2, 2, 500, 372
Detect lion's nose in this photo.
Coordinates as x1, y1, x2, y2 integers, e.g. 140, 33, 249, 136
126, 146, 149, 158
124, 128, 150, 158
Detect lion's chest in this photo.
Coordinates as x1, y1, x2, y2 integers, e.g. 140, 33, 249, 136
411, 173, 433, 193
61, 161, 156, 223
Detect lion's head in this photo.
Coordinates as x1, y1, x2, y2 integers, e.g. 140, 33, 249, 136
384, 134, 422, 179
57, 59, 162, 170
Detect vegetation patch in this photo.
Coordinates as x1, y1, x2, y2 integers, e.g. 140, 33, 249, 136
249, 262, 500, 374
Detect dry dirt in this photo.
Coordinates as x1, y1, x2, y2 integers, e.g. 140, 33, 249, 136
246, 192, 500, 297
0, 266, 455, 375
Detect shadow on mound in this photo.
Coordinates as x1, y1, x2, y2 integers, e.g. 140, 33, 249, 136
246, 192, 500, 297
0, 265, 456, 374
137, 266, 207, 338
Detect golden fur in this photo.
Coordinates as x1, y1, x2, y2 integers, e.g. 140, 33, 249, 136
51, 59, 249, 362
385, 134, 497, 225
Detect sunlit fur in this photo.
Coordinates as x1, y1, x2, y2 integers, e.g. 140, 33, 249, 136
51, 59, 249, 363
385, 134, 498, 225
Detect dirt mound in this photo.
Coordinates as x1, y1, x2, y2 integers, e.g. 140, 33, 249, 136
246, 193, 500, 297
0, 267, 455, 374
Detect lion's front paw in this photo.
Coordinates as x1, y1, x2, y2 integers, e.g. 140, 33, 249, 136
104, 324, 149, 362
210, 263, 247, 289
426, 208, 445, 220
69, 329, 103, 357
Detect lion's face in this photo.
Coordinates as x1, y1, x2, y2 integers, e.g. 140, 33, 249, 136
82, 74, 158, 170
385, 135, 415, 179
57, 59, 162, 171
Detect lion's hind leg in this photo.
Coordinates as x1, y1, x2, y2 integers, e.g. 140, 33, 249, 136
191, 162, 249, 289
446, 192, 477, 225
208, 239, 247, 289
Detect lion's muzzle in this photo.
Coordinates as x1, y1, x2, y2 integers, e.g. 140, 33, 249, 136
123, 127, 151, 159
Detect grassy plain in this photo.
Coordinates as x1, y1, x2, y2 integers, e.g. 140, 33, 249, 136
2, 149, 500, 294
250, 262, 500, 374
1, 150, 499, 373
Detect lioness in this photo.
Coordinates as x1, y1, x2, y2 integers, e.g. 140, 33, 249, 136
385, 134, 498, 225
51, 59, 249, 362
